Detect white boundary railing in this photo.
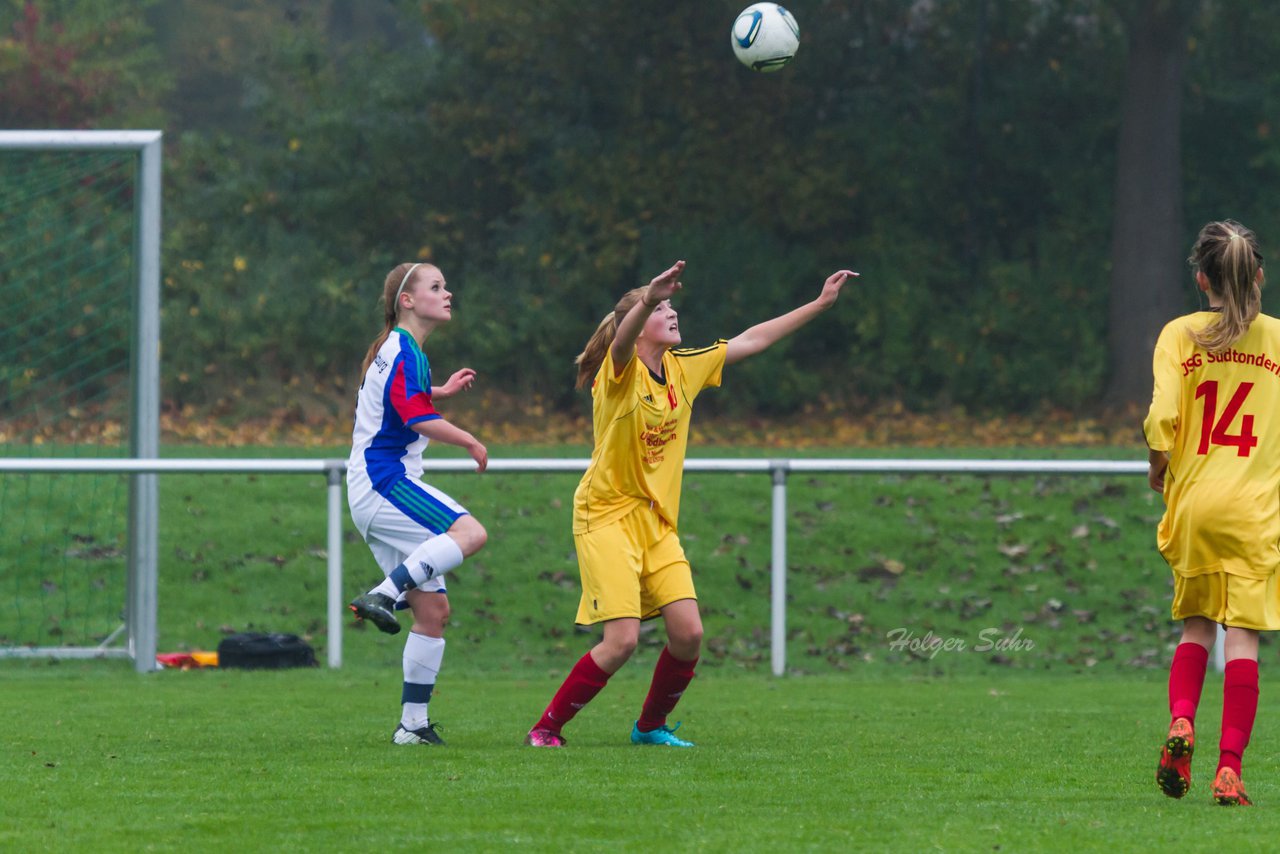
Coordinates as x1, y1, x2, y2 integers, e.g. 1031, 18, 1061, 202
0, 457, 1150, 674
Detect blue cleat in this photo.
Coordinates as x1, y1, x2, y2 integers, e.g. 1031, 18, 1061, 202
631, 721, 695, 748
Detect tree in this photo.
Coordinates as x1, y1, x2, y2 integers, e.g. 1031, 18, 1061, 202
155, 0, 1137, 415
0, 0, 166, 127
1104, 0, 1201, 406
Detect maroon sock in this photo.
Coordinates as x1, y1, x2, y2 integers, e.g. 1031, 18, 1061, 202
1168, 642, 1209, 723
1219, 658, 1260, 775
636, 646, 698, 733
535, 652, 611, 734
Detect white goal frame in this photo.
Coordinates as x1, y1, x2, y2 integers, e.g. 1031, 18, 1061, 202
0, 131, 162, 672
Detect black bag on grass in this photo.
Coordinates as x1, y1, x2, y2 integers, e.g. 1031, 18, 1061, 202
217, 632, 317, 670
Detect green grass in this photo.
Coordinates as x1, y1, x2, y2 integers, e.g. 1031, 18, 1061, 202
4, 443, 1199, 674
3, 663, 1278, 852
6, 444, 1277, 849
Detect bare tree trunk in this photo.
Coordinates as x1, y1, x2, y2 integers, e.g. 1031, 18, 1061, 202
961, 0, 989, 284
1105, 0, 1198, 406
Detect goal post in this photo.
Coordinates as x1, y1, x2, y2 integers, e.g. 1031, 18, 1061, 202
0, 130, 161, 672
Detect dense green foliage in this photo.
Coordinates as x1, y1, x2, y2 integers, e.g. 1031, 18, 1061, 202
7, 1, 1280, 416
0, 0, 165, 127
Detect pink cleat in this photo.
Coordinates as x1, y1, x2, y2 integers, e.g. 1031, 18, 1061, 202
525, 726, 567, 748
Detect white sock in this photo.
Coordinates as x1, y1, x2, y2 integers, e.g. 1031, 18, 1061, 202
401, 632, 445, 730
371, 533, 465, 597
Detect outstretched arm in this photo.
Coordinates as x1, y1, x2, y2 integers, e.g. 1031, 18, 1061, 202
610, 260, 685, 376
725, 270, 858, 366
413, 417, 488, 472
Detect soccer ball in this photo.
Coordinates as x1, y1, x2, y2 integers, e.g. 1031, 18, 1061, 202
730, 3, 800, 73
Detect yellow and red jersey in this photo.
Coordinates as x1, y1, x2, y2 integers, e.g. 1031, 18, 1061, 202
1144, 311, 1280, 578
573, 341, 727, 534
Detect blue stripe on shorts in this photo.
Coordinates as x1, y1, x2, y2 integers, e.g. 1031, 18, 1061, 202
386, 480, 465, 535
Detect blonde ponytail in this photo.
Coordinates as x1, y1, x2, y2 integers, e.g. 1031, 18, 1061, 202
574, 287, 648, 388
360, 262, 427, 379
1188, 221, 1264, 352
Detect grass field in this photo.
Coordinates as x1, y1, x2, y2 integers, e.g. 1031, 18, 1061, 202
4, 662, 1279, 852
8, 444, 1280, 849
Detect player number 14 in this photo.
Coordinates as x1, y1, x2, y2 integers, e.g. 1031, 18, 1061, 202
1195, 380, 1259, 456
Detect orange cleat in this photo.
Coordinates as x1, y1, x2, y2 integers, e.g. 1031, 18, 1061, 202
1212, 767, 1254, 806
1156, 717, 1195, 799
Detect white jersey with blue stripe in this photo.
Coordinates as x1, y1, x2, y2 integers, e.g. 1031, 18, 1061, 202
347, 328, 441, 535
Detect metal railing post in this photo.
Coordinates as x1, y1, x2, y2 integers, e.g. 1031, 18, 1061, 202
1215, 624, 1226, 673
770, 461, 789, 676
326, 463, 345, 668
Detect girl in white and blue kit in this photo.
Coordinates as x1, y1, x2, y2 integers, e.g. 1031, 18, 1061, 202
347, 261, 489, 746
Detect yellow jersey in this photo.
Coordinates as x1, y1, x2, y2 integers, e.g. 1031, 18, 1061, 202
1144, 311, 1280, 579
573, 341, 728, 534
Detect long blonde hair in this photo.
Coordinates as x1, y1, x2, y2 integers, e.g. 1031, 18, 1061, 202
574, 287, 648, 388
1188, 220, 1264, 352
359, 263, 434, 378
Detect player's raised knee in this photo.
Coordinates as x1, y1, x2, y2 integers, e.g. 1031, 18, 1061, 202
449, 515, 488, 557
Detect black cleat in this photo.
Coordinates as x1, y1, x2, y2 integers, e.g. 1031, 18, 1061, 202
393, 723, 445, 745
348, 592, 401, 635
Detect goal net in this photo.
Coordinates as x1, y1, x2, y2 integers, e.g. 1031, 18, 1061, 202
0, 131, 161, 670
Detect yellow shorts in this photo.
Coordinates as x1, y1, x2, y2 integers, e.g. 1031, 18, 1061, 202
574, 504, 696, 625
1171, 571, 1280, 631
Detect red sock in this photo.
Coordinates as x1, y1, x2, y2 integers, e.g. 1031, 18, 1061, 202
1219, 658, 1260, 776
636, 646, 698, 733
1168, 642, 1209, 723
535, 652, 611, 734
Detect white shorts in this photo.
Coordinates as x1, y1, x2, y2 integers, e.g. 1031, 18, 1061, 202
353, 478, 468, 599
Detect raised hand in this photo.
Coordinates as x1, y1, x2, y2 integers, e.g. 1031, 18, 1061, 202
437, 368, 477, 399
644, 260, 685, 306
815, 269, 859, 310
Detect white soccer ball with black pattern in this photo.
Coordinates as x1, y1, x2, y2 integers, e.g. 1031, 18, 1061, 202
730, 3, 800, 73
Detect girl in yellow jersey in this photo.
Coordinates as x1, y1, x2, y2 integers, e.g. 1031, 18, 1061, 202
1147, 220, 1274, 806
526, 260, 856, 747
